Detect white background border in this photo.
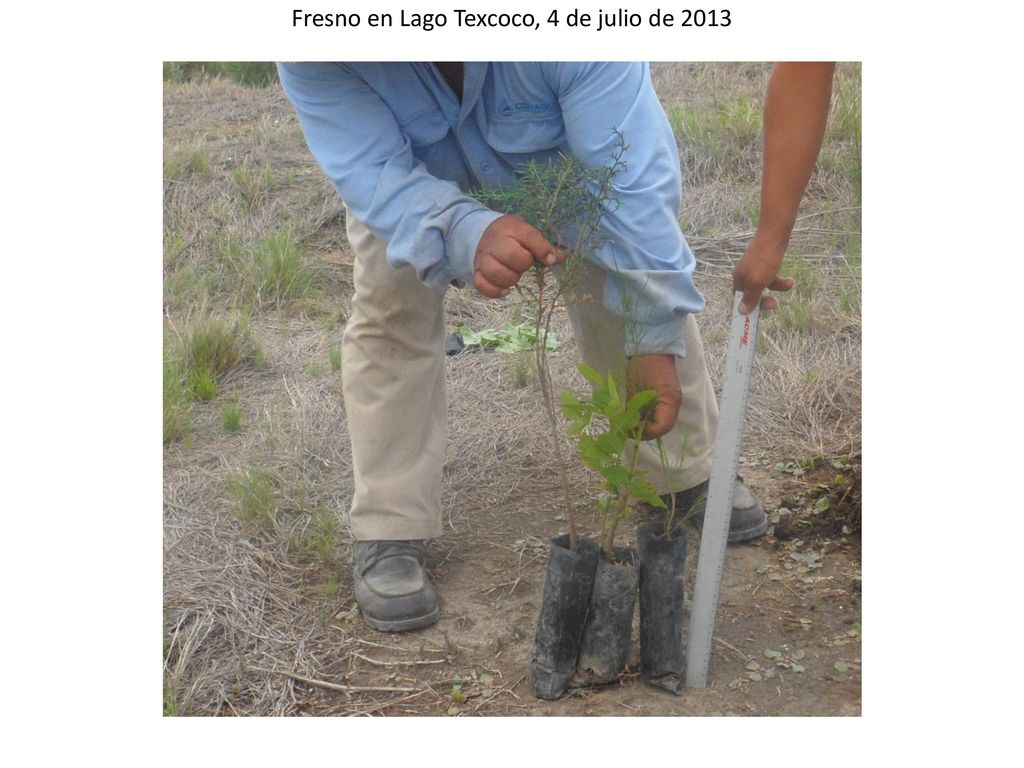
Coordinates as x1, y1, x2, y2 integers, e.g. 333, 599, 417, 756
4, 0, 1019, 761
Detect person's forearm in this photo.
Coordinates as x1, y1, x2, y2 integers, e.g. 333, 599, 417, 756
755, 62, 835, 247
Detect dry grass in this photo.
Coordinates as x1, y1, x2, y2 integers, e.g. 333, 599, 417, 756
163, 63, 860, 716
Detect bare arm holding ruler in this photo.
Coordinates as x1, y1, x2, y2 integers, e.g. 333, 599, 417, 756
686, 63, 836, 687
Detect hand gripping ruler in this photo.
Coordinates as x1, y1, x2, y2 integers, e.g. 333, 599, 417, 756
685, 292, 761, 688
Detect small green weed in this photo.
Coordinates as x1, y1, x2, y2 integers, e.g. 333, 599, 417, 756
226, 467, 279, 530
184, 317, 246, 378
776, 254, 820, 333
781, 253, 820, 296
191, 370, 219, 401
317, 574, 342, 598
181, 316, 249, 397
211, 231, 243, 273
221, 400, 243, 432
825, 65, 862, 195
745, 197, 761, 228
164, 148, 211, 182
778, 295, 815, 333
297, 505, 340, 566
163, 354, 192, 445
458, 323, 560, 354
244, 230, 313, 310
666, 103, 686, 145
164, 316, 252, 443
233, 160, 275, 213
450, 683, 468, 705
839, 284, 860, 314
328, 347, 342, 371
163, 675, 183, 716
163, 231, 189, 267
774, 455, 822, 477
508, 350, 533, 388
251, 345, 267, 369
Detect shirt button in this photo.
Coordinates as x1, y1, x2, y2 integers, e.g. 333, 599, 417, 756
481, 161, 492, 171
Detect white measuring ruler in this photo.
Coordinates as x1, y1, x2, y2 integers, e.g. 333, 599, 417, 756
685, 292, 761, 688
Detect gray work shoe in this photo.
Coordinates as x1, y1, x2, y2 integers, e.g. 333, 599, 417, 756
658, 477, 767, 543
353, 540, 440, 632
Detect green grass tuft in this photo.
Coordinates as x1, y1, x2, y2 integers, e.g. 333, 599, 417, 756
163, 354, 192, 445
233, 160, 275, 213
317, 574, 342, 598
778, 295, 816, 333
164, 149, 211, 181
776, 254, 821, 333
822, 64, 862, 196
190, 370, 219, 401
670, 97, 763, 160
782, 253, 820, 296
226, 467, 279, 530
221, 400, 243, 432
183, 317, 246, 387
328, 347, 342, 371
297, 505, 340, 566
244, 230, 313, 310
163, 316, 256, 443
508, 350, 533, 388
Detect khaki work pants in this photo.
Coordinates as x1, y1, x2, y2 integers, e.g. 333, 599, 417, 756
342, 213, 718, 541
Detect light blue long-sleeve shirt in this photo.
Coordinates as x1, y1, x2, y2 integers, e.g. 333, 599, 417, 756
277, 62, 705, 356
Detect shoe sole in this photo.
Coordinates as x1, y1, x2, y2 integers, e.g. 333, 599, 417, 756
727, 514, 768, 543
689, 501, 768, 544
361, 605, 441, 633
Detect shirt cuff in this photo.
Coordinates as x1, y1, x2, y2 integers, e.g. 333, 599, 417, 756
448, 208, 504, 288
626, 315, 687, 358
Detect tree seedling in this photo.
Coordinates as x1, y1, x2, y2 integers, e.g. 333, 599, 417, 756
561, 363, 665, 559
472, 132, 628, 552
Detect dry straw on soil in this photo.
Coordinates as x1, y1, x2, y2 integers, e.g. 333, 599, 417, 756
163, 63, 861, 716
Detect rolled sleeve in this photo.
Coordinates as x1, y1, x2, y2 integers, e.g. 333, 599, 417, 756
447, 207, 502, 287
277, 62, 495, 291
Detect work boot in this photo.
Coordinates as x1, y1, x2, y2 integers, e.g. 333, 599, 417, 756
655, 477, 767, 543
353, 540, 440, 632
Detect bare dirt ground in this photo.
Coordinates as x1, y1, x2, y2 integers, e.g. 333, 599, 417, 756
163, 63, 861, 716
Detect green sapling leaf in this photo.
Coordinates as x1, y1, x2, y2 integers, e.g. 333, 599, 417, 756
577, 436, 606, 471
626, 389, 658, 413
559, 391, 585, 421
601, 464, 630, 487
577, 363, 606, 389
605, 372, 621, 406
596, 431, 625, 456
630, 477, 665, 507
610, 410, 641, 433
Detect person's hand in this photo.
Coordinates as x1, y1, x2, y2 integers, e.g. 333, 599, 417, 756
732, 236, 797, 314
626, 354, 681, 440
473, 214, 563, 298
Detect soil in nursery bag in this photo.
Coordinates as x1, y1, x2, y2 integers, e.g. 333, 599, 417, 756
637, 520, 688, 694
529, 534, 601, 700
572, 546, 639, 688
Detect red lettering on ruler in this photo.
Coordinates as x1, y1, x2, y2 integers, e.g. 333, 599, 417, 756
740, 316, 751, 347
